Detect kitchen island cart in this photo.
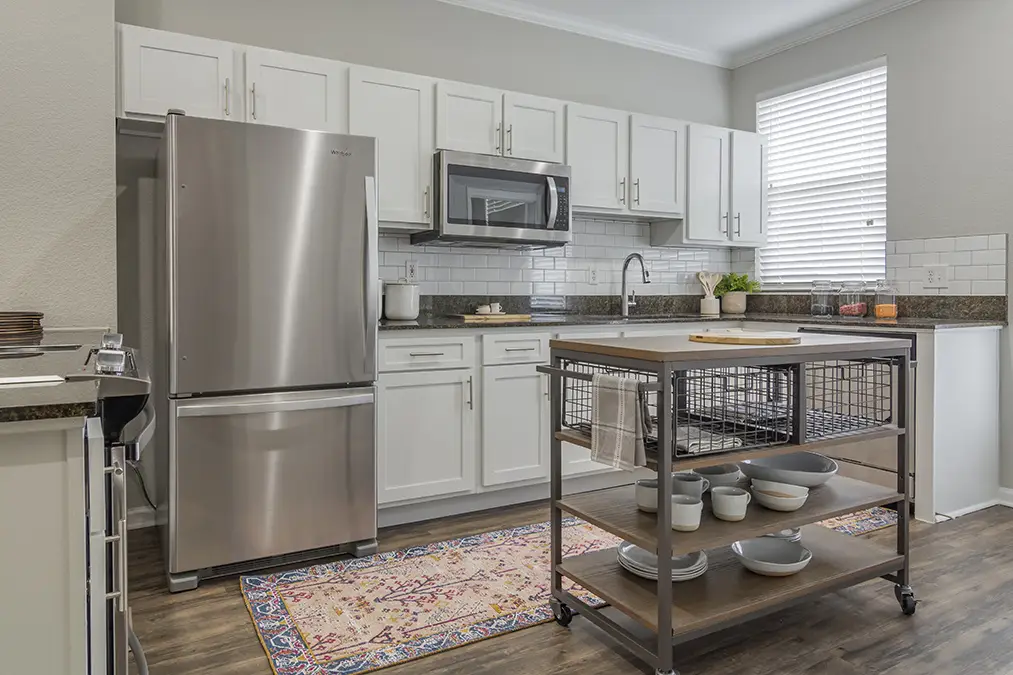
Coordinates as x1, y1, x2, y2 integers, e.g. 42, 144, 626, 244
538, 333, 915, 675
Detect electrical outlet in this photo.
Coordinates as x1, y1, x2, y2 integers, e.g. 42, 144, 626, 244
923, 265, 949, 289
405, 260, 418, 283
588, 267, 598, 285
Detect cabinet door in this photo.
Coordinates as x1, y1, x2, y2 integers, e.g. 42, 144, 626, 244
566, 104, 630, 210
377, 370, 476, 503
503, 93, 565, 162
482, 364, 550, 486
119, 24, 236, 120
730, 131, 768, 246
686, 124, 731, 242
630, 114, 687, 216
350, 67, 434, 225
435, 81, 503, 155
244, 47, 347, 132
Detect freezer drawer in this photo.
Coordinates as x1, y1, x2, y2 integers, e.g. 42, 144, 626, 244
169, 388, 376, 573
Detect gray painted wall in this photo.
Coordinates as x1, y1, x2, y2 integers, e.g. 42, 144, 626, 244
730, 0, 1013, 489
2, 0, 116, 327
114, 0, 731, 126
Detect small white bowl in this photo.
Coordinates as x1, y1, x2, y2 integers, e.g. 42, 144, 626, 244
750, 479, 809, 499
753, 489, 808, 512
693, 463, 743, 488
732, 538, 812, 577
635, 479, 658, 513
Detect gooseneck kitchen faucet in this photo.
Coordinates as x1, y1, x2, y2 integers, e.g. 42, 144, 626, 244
621, 253, 651, 317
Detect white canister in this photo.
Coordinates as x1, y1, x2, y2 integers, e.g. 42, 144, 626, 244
384, 280, 420, 320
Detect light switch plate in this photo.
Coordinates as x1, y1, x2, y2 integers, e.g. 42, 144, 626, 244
588, 267, 599, 285
923, 265, 949, 288
405, 260, 418, 283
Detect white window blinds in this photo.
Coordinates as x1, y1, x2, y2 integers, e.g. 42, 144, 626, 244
756, 65, 887, 286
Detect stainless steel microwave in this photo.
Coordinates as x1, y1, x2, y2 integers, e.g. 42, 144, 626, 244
411, 150, 572, 248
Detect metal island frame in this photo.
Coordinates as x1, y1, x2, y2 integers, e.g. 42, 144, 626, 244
537, 332, 915, 675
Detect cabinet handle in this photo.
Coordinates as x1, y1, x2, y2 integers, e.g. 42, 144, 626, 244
409, 351, 444, 357
544, 374, 550, 399
507, 125, 513, 154
634, 178, 641, 205
495, 123, 502, 154
224, 77, 230, 116
721, 212, 729, 235
424, 187, 430, 220
467, 376, 474, 410
251, 82, 257, 119
620, 178, 626, 205
504, 347, 536, 352
735, 212, 742, 236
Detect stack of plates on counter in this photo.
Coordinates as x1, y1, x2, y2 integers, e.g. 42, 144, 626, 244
617, 541, 708, 581
0, 312, 43, 345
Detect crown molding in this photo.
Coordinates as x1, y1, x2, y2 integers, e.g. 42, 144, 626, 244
434, 0, 731, 67
729, 0, 923, 68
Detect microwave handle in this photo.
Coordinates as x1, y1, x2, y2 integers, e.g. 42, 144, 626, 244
546, 176, 559, 228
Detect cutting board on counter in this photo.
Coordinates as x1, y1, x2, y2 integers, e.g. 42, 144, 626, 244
450, 314, 532, 323
688, 330, 801, 345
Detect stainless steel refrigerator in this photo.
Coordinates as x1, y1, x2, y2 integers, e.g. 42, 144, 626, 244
153, 112, 379, 592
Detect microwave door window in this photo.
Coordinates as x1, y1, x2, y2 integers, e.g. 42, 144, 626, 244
447, 165, 548, 229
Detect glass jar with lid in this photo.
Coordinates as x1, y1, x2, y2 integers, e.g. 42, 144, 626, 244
838, 281, 868, 317
810, 280, 835, 316
874, 279, 898, 319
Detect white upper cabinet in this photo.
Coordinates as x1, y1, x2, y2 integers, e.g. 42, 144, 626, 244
435, 81, 503, 155
686, 124, 732, 243
119, 24, 237, 120
350, 66, 435, 227
244, 47, 347, 133
629, 114, 687, 216
503, 93, 565, 163
566, 104, 630, 211
730, 131, 768, 246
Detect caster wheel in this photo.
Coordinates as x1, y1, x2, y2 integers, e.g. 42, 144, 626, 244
895, 585, 917, 616
655, 670, 677, 675
551, 601, 573, 627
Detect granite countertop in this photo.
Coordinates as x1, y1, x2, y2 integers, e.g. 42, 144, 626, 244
0, 330, 106, 423
379, 313, 1006, 331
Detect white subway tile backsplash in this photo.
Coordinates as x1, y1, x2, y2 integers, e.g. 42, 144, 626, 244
923, 237, 955, 252
942, 280, 971, 295
487, 281, 511, 294
605, 222, 626, 236
886, 254, 910, 269
885, 241, 896, 255
450, 268, 475, 281
584, 221, 606, 234
909, 252, 939, 266
954, 235, 989, 251
463, 282, 488, 295
438, 281, 464, 294
427, 267, 451, 281
954, 265, 989, 280
988, 265, 1007, 281
522, 269, 544, 282
972, 249, 1006, 266
499, 269, 523, 282
895, 240, 924, 254
532, 257, 555, 269
989, 234, 1007, 249
510, 256, 533, 269
939, 251, 972, 266
474, 269, 500, 281
510, 282, 533, 295
972, 280, 1006, 294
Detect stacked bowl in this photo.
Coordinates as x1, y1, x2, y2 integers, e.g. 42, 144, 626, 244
617, 541, 708, 582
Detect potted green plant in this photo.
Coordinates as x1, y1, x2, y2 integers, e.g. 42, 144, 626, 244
714, 273, 761, 314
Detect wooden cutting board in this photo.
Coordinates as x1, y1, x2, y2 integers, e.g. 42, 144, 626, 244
688, 330, 801, 345
450, 314, 532, 323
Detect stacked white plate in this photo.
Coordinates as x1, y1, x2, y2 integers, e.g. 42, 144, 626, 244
617, 541, 708, 581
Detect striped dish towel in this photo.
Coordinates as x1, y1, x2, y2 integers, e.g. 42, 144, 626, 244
590, 374, 654, 470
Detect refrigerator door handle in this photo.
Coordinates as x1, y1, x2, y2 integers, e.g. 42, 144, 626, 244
365, 175, 379, 374
177, 390, 375, 417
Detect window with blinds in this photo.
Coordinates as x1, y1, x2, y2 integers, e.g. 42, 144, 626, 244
756, 65, 887, 287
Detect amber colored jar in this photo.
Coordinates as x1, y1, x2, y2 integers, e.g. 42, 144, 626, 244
874, 280, 898, 319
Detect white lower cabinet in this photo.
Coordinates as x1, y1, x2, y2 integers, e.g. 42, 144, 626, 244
377, 369, 476, 504
481, 363, 550, 486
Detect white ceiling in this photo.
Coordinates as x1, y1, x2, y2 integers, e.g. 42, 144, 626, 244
437, 0, 921, 67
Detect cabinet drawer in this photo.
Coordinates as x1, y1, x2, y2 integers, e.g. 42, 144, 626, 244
482, 332, 550, 365
379, 336, 476, 372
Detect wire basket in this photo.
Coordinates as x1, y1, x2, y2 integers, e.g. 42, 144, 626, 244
805, 358, 894, 439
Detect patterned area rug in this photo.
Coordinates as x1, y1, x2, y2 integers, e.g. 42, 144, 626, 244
243, 509, 898, 675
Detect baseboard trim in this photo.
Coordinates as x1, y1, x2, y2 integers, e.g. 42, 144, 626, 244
128, 505, 156, 530
938, 499, 1002, 520
998, 487, 1013, 508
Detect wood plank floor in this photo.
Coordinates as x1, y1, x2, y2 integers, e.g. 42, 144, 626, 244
129, 504, 1013, 675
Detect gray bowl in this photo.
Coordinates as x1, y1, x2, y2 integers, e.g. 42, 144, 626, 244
739, 452, 838, 488
732, 538, 812, 576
